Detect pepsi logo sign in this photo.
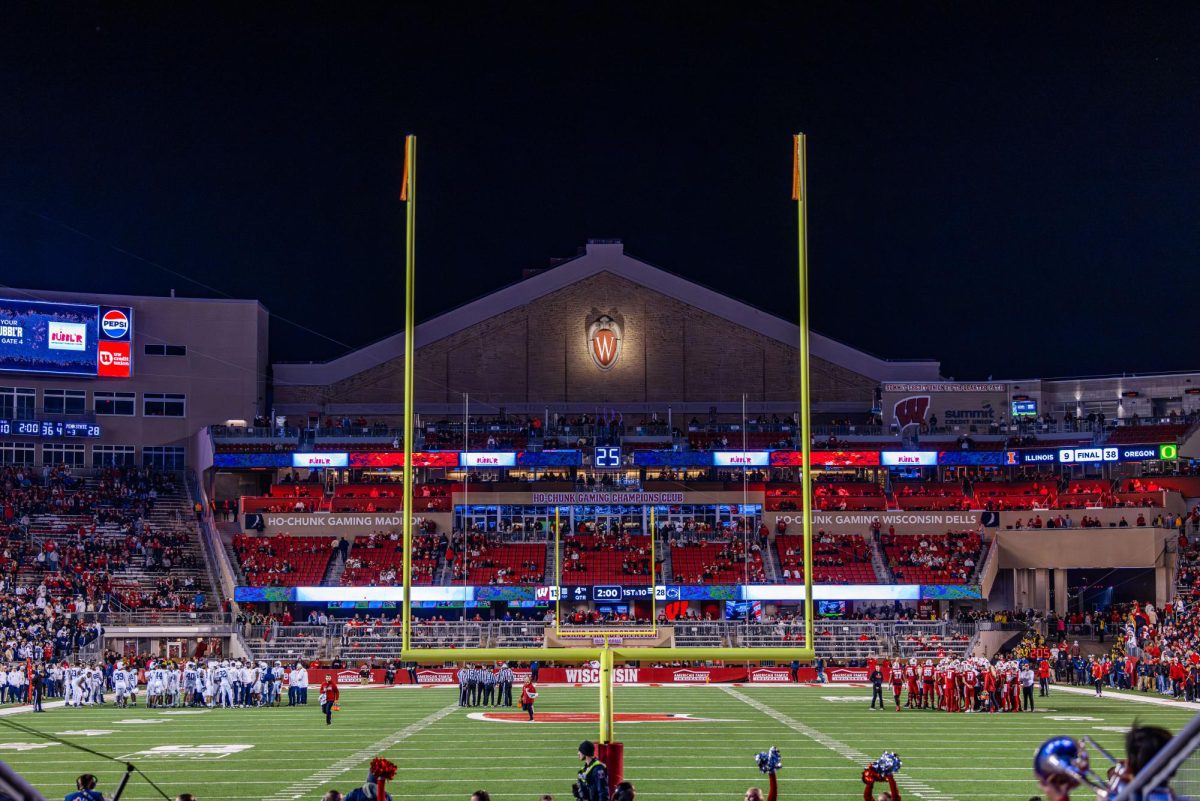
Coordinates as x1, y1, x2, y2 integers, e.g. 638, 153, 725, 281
101, 309, 130, 338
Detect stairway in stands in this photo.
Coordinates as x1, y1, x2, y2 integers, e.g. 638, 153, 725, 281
216, 521, 248, 585
869, 536, 894, 583
321, 548, 347, 585
22, 481, 218, 616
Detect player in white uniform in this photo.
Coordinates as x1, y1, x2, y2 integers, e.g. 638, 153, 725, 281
166, 663, 180, 707
65, 664, 82, 707
146, 661, 163, 708
183, 662, 197, 707
88, 665, 103, 705
113, 662, 131, 708
271, 661, 284, 706
217, 661, 234, 708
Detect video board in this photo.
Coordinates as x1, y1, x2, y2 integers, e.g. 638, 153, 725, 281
0, 298, 133, 378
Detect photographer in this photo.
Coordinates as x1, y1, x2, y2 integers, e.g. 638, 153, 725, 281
573, 741, 609, 801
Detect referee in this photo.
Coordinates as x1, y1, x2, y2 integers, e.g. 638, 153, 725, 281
498, 663, 514, 706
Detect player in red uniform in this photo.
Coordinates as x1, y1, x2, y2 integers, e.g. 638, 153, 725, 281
942, 661, 957, 713
964, 663, 978, 713
904, 659, 920, 708
890, 661, 904, 711
920, 660, 935, 709
983, 663, 997, 712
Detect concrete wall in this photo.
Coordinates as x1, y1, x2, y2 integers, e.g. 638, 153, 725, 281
996, 528, 1171, 569
1, 288, 266, 464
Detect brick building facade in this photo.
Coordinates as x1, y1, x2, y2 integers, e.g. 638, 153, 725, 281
273, 242, 940, 416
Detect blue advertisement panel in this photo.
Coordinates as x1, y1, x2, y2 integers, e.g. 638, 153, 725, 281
213, 452, 291, 468
936, 451, 1004, 466
633, 451, 713, 467
0, 298, 100, 376
517, 450, 582, 467
919, 584, 983, 600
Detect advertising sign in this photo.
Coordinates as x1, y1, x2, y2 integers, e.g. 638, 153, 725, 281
530, 492, 685, 504
0, 298, 134, 377
881, 451, 938, 466
937, 451, 1004, 466
461, 452, 517, 468
712, 451, 770, 467
347, 451, 459, 468
633, 451, 714, 467
292, 452, 349, 468
518, 450, 582, 467
770, 450, 881, 467
881, 382, 1007, 432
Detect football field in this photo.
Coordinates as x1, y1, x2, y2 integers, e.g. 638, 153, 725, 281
1, 684, 1195, 800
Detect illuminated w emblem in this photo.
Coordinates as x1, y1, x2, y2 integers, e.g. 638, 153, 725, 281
587, 312, 624, 371
893, 395, 930, 429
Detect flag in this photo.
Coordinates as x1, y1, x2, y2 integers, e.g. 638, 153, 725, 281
400, 135, 412, 201
791, 134, 804, 202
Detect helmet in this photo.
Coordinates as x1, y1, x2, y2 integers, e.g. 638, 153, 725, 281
925, 659, 932, 666
1034, 737, 1087, 787
909, 658, 916, 665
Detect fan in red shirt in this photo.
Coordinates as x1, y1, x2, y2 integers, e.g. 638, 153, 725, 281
520, 679, 538, 721
319, 675, 340, 725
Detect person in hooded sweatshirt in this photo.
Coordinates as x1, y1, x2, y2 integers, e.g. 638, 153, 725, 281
343, 769, 393, 801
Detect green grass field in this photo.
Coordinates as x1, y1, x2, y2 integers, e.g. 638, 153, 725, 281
0, 685, 1194, 801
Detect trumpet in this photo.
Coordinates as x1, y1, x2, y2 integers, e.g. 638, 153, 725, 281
1035, 736, 1126, 799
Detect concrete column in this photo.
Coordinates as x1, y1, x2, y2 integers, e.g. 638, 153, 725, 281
1032, 568, 1051, 612
1054, 569, 1068, 617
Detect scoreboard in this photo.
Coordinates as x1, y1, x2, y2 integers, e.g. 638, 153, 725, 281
0, 419, 102, 438
0, 298, 133, 378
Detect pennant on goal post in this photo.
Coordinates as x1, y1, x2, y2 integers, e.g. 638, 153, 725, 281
400, 135, 412, 201
791, 134, 804, 202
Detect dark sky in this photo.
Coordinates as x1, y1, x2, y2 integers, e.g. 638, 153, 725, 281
2, 4, 1197, 380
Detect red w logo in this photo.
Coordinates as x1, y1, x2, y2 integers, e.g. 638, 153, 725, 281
591, 328, 618, 369
893, 396, 930, 428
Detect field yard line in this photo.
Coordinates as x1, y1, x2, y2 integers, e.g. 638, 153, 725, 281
722, 687, 955, 801
262, 702, 459, 801
1049, 685, 1200, 710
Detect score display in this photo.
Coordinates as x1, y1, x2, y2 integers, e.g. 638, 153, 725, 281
0, 419, 101, 438
594, 445, 622, 468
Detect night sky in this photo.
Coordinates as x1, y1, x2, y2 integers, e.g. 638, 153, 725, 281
2, 5, 1197, 380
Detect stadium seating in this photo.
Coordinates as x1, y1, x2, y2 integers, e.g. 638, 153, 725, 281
452, 540, 546, 585
560, 534, 658, 585
233, 534, 332, 587
776, 533, 876, 584
669, 540, 766, 584
341, 533, 440, 586
881, 531, 982, 584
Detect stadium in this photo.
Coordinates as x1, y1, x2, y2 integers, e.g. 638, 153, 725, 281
2, 230, 1200, 800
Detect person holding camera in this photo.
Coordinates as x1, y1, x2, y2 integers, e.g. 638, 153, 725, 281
573, 741, 609, 801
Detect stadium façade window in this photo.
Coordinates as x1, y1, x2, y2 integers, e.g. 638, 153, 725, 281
143, 393, 186, 417
95, 391, 136, 416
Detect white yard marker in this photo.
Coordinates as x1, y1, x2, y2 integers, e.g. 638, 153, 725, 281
723, 687, 957, 801
264, 702, 460, 801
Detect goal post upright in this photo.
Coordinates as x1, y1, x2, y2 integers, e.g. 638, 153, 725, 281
401, 133, 417, 655
397, 135, 816, 748
795, 132, 816, 649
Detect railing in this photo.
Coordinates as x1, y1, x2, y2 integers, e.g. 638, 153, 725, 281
83, 610, 229, 627
210, 425, 300, 440
243, 624, 328, 641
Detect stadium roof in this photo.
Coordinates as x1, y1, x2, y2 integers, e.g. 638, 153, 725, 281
274, 241, 942, 387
